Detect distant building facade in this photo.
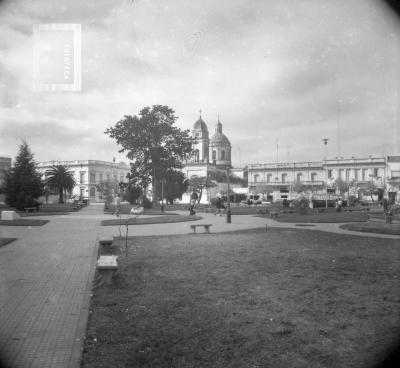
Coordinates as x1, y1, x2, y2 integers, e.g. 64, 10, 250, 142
248, 156, 400, 202
37, 160, 130, 201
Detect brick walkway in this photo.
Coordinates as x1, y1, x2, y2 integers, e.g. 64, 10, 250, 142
0, 204, 111, 368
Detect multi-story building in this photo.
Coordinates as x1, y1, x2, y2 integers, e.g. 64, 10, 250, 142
248, 156, 399, 202
37, 160, 130, 202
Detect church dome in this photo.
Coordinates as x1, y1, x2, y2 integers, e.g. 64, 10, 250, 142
211, 132, 230, 145
193, 117, 208, 133
210, 120, 230, 146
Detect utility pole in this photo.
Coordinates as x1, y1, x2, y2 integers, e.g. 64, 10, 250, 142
323, 138, 329, 208
226, 167, 231, 223
161, 178, 166, 212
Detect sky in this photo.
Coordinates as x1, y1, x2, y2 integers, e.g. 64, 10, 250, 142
0, 0, 399, 167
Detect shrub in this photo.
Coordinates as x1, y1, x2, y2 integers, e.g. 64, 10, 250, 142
292, 196, 310, 214
141, 196, 153, 209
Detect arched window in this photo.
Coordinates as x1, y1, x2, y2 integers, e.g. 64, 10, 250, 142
221, 150, 225, 160
296, 173, 303, 182
254, 174, 259, 183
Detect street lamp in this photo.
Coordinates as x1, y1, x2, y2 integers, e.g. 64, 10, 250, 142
161, 178, 166, 212
226, 168, 231, 223
322, 138, 329, 208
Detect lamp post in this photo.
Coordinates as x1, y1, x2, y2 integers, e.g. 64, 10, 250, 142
322, 138, 329, 208
226, 168, 231, 223
161, 178, 166, 212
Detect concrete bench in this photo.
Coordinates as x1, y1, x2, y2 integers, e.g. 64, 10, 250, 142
270, 212, 279, 218
24, 207, 37, 213
99, 238, 113, 253
190, 224, 212, 233
97, 255, 118, 285
1, 210, 21, 220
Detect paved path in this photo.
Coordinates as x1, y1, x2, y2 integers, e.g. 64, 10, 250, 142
0, 204, 115, 368
0, 205, 398, 368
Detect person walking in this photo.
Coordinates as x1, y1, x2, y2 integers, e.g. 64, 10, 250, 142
115, 193, 121, 216
189, 191, 198, 215
215, 194, 225, 216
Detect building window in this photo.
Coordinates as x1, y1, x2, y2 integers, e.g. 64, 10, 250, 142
362, 169, 368, 181
311, 172, 317, 182
345, 169, 350, 182
90, 172, 95, 183
194, 149, 199, 162
99, 173, 103, 182
281, 173, 287, 183
80, 172, 85, 184
212, 150, 216, 162
338, 169, 344, 179
221, 150, 225, 160
90, 187, 95, 197
254, 174, 259, 183
373, 168, 379, 177
327, 169, 332, 179
120, 174, 124, 182
296, 173, 302, 182
106, 173, 110, 181
267, 174, 272, 183
354, 169, 359, 181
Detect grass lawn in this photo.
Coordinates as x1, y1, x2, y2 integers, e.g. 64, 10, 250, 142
258, 211, 369, 223
340, 222, 400, 236
82, 228, 400, 368
0, 238, 17, 247
101, 214, 201, 226
0, 219, 49, 226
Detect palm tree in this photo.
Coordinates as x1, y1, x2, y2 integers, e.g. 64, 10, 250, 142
46, 165, 77, 203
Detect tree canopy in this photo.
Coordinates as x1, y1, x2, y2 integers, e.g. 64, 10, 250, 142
2, 141, 44, 210
45, 165, 76, 203
105, 105, 195, 202
188, 176, 216, 203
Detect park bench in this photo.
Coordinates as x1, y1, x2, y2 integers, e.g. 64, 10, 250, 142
97, 255, 118, 285
270, 211, 279, 218
190, 224, 212, 233
24, 207, 37, 213
99, 238, 113, 254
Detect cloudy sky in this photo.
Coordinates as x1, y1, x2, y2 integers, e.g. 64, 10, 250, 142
0, 0, 399, 167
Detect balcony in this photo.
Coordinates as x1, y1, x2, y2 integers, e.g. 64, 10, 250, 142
248, 180, 324, 187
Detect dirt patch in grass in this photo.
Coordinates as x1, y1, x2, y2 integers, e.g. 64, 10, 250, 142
101, 215, 201, 226
0, 219, 49, 226
0, 238, 17, 247
340, 222, 400, 236
82, 228, 400, 368
257, 211, 369, 223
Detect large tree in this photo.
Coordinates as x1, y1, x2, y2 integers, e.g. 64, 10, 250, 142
105, 105, 195, 204
45, 165, 77, 203
2, 141, 44, 210
188, 176, 217, 203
